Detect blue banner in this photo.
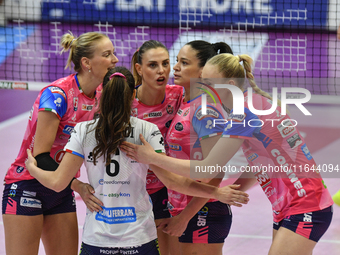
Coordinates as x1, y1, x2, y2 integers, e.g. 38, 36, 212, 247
41, 0, 328, 29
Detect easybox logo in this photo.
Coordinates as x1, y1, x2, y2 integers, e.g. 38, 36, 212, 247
200, 85, 311, 116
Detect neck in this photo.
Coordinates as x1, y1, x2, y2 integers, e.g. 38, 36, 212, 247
137, 84, 166, 105
77, 73, 98, 99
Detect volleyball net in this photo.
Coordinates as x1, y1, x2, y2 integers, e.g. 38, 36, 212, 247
0, 0, 339, 102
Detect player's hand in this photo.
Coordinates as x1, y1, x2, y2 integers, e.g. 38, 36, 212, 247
71, 179, 103, 212
215, 184, 249, 207
120, 134, 155, 164
157, 215, 188, 237
25, 149, 37, 170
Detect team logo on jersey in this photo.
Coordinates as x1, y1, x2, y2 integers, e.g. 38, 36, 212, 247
205, 120, 214, 129
286, 134, 303, 149
20, 197, 42, 208
54, 150, 66, 164
247, 153, 258, 162
82, 104, 93, 111
96, 207, 136, 224
50, 87, 66, 99
165, 119, 172, 128
143, 111, 162, 119
183, 109, 190, 117
168, 143, 182, 151
196, 106, 219, 120
301, 144, 313, 160
159, 137, 164, 146
151, 130, 162, 137
228, 113, 246, 122
23, 191, 37, 197
54, 97, 62, 108
175, 122, 184, 131
16, 166, 24, 174
277, 119, 296, 138
166, 105, 174, 114
10, 183, 18, 190
73, 97, 78, 111
264, 186, 276, 198
177, 109, 183, 116
255, 170, 272, 189
62, 125, 74, 135
131, 108, 138, 117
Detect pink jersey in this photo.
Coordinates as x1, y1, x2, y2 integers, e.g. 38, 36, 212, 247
222, 90, 333, 222
166, 95, 225, 216
5, 74, 102, 184
131, 84, 183, 194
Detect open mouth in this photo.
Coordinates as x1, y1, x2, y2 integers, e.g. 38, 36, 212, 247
157, 77, 165, 82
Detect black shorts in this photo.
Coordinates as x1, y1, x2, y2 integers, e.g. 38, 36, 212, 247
2, 179, 76, 216
179, 201, 232, 243
149, 187, 171, 220
273, 206, 333, 242
79, 239, 160, 255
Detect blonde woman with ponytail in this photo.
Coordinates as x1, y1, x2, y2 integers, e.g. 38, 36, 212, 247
121, 53, 334, 255
2, 31, 118, 255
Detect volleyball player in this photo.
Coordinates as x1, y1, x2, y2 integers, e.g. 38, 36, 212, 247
24, 67, 250, 255
121, 53, 334, 255
2, 31, 118, 255
130, 39, 184, 255
156, 41, 235, 255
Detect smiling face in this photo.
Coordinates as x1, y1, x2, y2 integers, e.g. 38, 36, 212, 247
173, 45, 203, 89
135, 47, 170, 91
86, 37, 119, 82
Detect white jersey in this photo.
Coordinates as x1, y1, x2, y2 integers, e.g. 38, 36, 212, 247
65, 117, 165, 247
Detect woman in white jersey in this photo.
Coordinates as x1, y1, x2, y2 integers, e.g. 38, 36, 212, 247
2, 31, 117, 255
25, 66, 249, 255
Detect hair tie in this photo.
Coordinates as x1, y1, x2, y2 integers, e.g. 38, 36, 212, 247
69, 38, 76, 47
110, 72, 127, 80
238, 55, 243, 62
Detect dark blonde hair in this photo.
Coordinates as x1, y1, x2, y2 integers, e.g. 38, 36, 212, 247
91, 66, 135, 166
60, 31, 109, 72
131, 40, 169, 86
207, 53, 273, 101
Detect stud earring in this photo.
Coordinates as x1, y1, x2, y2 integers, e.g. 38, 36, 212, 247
89, 69, 91, 73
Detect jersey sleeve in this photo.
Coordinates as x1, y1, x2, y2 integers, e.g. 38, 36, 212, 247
145, 125, 166, 154
221, 107, 261, 139
192, 104, 225, 140
39, 86, 67, 119
64, 123, 85, 159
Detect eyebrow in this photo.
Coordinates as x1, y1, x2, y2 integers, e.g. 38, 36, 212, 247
147, 58, 170, 63
178, 57, 190, 62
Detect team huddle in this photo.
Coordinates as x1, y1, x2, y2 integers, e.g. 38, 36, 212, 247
2, 31, 334, 255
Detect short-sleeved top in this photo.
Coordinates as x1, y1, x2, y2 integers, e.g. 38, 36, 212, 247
166, 95, 225, 216
131, 84, 183, 194
221, 90, 333, 222
5, 74, 102, 184
65, 117, 165, 247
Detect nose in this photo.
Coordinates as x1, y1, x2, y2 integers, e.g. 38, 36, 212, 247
173, 62, 180, 71
112, 54, 119, 64
158, 65, 164, 74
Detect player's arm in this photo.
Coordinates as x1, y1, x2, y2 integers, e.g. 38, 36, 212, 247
26, 149, 82, 192
121, 134, 244, 178
150, 162, 249, 206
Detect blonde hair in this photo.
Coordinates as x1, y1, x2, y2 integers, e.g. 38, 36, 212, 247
60, 31, 109, 72
207, 53, 273, 102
